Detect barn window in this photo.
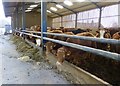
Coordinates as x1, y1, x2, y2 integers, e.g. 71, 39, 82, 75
101, 4, 119, 28
62, 14, 76, 28
52, 17, 61, 28
77, 8, 99, 29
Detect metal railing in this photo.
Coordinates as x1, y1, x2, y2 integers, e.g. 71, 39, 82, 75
15, 30, 120, 61
21, 30, 120, 45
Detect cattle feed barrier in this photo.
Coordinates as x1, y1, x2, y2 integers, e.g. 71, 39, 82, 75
21, 30, 120, 45
15, 30, 120, 61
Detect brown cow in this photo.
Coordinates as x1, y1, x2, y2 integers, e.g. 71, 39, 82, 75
56, 32, 96, 71
45, 30, 63, 55
96, 28, 111, 51
51, 32, 74, 55
112, 31, 120, 40
96, 28, 111, 38
24, 25, 41, 45
45, 30, 74, 56
111, 31, 120, 54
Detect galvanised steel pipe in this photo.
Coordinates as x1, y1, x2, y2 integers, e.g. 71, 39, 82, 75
22, 2, 26, 30
16, 31, 41, 39
41, 1, 47, 51
43, 32, 120, 45
21, 30, 120, 45
43, 37, 120, 61
16, 31, 120, 61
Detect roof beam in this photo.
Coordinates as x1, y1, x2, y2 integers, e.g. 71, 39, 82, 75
4, 3, 36, 8
52, 2, 77, 14
89, 0, 101, 8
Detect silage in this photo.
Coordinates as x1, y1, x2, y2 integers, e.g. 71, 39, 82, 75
10, 35, 44, 62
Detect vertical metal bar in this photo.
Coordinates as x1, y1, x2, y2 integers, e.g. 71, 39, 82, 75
11, 14, 14, 29
41, 1, 47, 52
75, 13, 78, 29
61, 16, 63, 27
118, 4, 120, 27
16, 6, 18, 30
22, 2, 26, 30
11, 14, 14, 34
98, 7, 102, 29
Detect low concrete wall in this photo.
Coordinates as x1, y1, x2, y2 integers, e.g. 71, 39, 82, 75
46, 53, 110, 84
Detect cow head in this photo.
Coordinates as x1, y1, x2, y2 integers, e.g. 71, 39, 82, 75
96, 28, 110, 38
99, 29, 106, 38
36, 39, 41, 46
46, 42, 56, 52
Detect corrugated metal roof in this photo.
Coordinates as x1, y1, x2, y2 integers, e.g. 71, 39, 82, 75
2, 0, 119, 17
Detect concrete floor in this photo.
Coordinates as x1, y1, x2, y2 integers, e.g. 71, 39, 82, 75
0, 35, 70, 84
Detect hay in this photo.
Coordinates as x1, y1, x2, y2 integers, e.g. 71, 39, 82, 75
34, 51, 44, 61
10, 36, 24, 44
22, 48, 38, 59
18, 56, 31, 62
11, 35, 44, 62
16, 42, 32, 52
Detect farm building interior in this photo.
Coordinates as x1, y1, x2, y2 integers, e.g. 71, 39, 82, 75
1, 0, 120, 85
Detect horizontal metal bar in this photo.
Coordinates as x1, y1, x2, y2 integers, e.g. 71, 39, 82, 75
43, 37, 120, 61
90, 1, 101, 8
15, 31, 120, 61
16, 31, 42, 39
43, 32, 120, 45
21, 30, 120, 45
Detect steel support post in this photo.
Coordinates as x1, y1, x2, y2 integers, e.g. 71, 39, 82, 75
22, 2, 26, 30
16, 6, 18, 30
75, 13, 78, 29
98, 7, 102, 29
61, 16, 63, 27
41, 1, 47, 52
11, 14, 14, 33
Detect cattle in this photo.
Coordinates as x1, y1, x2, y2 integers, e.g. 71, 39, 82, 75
111, 31, 120, 54
62, 27, 74, 33
112, 31, 120, 40
71, 28, 87, 34
108, 27, 120, 36
56, 32, 96, 70
45, 30, 74, 56
96, 28, 111, 38
45, 30, 63, 55
24, 25, 41, 46
96, 28, 111, 51
51, 32, 74, 55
